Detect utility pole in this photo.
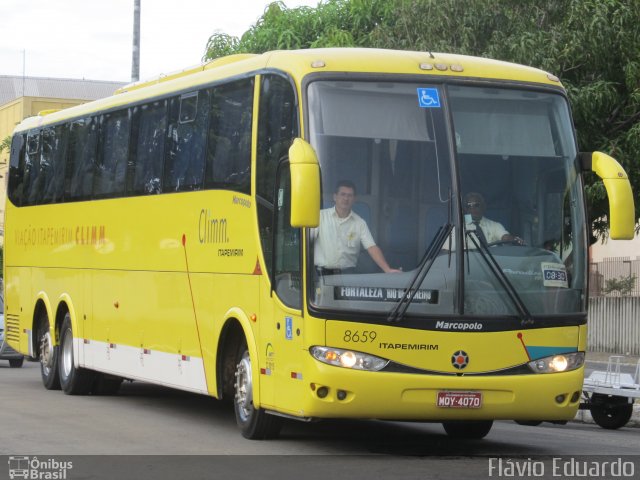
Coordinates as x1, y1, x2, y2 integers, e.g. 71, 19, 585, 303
131, 0, 141, 82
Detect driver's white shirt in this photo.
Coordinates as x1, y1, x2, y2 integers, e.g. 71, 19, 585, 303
467, 216, 508, 244
443, 217, 509, 251
313, 207, 376, 269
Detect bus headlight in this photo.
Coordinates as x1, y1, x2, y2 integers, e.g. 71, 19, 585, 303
527, 352, 584, 373
310, 346, 389, 371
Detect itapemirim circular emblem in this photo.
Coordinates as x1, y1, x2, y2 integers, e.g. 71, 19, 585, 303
451, 350, 469, 369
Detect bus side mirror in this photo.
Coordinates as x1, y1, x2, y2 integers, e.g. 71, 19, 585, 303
288, 138, 320, 228
583, 151, 635, 240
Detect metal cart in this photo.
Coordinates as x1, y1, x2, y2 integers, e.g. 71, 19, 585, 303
581, 355, 640, 429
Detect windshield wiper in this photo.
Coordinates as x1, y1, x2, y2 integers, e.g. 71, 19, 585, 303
466, 232, 533, 325
387, 223, 453, 323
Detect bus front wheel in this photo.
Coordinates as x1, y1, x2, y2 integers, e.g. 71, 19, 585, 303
58, 314, 95, 395
233, 343, 282, 439
442, 420, 493, 439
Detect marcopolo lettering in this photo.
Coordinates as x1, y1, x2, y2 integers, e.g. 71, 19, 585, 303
435, 321, 483, 331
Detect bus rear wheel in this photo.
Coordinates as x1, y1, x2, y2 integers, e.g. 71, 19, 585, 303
233, 343, 282, 440
442, 420, 493, 439
59, 314, 95, 395
37, 316, 60, 390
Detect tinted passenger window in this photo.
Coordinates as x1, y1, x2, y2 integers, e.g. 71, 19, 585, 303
8, 134, 26, 206
41, 125, 68, 204
94, 111, 130, 197
164, 91, 210, 192
205, 78, 253, 193
23, 132, 41, 205
133, 100, 167, 194
66, 118, 98, 201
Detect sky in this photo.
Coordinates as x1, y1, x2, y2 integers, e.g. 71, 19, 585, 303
0, 0, 320, 83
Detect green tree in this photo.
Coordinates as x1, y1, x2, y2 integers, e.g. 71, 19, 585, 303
602, 274, 637, 296
203, 0, 640, 239
0, 136, 11, 155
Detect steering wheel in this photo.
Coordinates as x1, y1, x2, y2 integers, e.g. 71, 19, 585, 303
487, 239, 526, 247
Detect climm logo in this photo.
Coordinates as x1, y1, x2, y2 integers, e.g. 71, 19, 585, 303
199, 209, 229, 244
76, 225, 106, 246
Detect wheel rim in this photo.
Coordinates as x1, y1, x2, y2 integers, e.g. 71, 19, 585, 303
39, 329, 55, 375
235, 351, 253, 423
61, 327, 73, 379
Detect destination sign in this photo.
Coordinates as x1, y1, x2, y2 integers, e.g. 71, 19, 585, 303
334, 286, 438, 304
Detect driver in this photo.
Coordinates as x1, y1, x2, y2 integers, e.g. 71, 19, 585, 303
313, 180, 401, 274
464, 192, 522, 245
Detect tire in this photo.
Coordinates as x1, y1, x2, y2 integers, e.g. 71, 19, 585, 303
590, 395, 633, 430
58, 314, 95, 395
442, 420, 493, 439
515, 420, 542, 426
92, 373, 123, 395
37, 317, 61, 390
9, 357, 24, 368
233, 343, 282, 439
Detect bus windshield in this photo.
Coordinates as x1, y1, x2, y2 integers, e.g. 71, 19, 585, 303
307, 80, 587, 320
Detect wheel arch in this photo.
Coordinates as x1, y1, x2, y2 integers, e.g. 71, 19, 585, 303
55, 294, 80, 368
215, 307, 260, 407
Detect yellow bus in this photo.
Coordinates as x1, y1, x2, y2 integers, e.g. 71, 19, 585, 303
4, 48, 635, 440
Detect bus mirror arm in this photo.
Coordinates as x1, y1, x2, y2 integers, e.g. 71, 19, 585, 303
578, 152, 592, 172
587, 151, 636, 240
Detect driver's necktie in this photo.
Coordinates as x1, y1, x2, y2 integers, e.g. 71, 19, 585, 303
473, 221, 487, 246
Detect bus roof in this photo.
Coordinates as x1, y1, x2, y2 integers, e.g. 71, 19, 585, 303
14, 48, 562, 133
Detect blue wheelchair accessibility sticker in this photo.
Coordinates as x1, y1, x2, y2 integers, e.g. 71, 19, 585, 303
285, 317, 293, 340
417, 88, 441, 108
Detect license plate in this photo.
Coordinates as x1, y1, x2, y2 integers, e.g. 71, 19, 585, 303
437, 391, 483, 408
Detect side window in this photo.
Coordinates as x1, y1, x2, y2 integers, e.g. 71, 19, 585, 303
205, 78, 253, 193
274, 164, 301, 308
66, 117, 98, 201
94, 110, 130, 198
28, 128, 56, 205
132, 100, 167, 195
164, 91, 210, 192
256, 74, 299, 276
41, 125, 68, 204
22, 131, 40, 205
8, 134, 26, 206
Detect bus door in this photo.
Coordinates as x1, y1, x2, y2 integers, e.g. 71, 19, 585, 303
260, 165, 305, 413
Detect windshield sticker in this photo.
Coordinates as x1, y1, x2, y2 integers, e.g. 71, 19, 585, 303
334, 286, 439, 304
541, 262, 569, 288
417, 88, 441, 108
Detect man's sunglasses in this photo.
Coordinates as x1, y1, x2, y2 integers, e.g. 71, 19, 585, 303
466, 202, 482, 208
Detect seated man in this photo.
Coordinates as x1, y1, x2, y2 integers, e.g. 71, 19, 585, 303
464, 192, 522, 246
313, 180, 400, 274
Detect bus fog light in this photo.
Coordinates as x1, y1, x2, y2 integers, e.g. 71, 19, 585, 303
555, 394, 566, 404
317, 386, 329, 398
527, 352, 584, 374
310, 346, 389, 371
337, 390, 347, 400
